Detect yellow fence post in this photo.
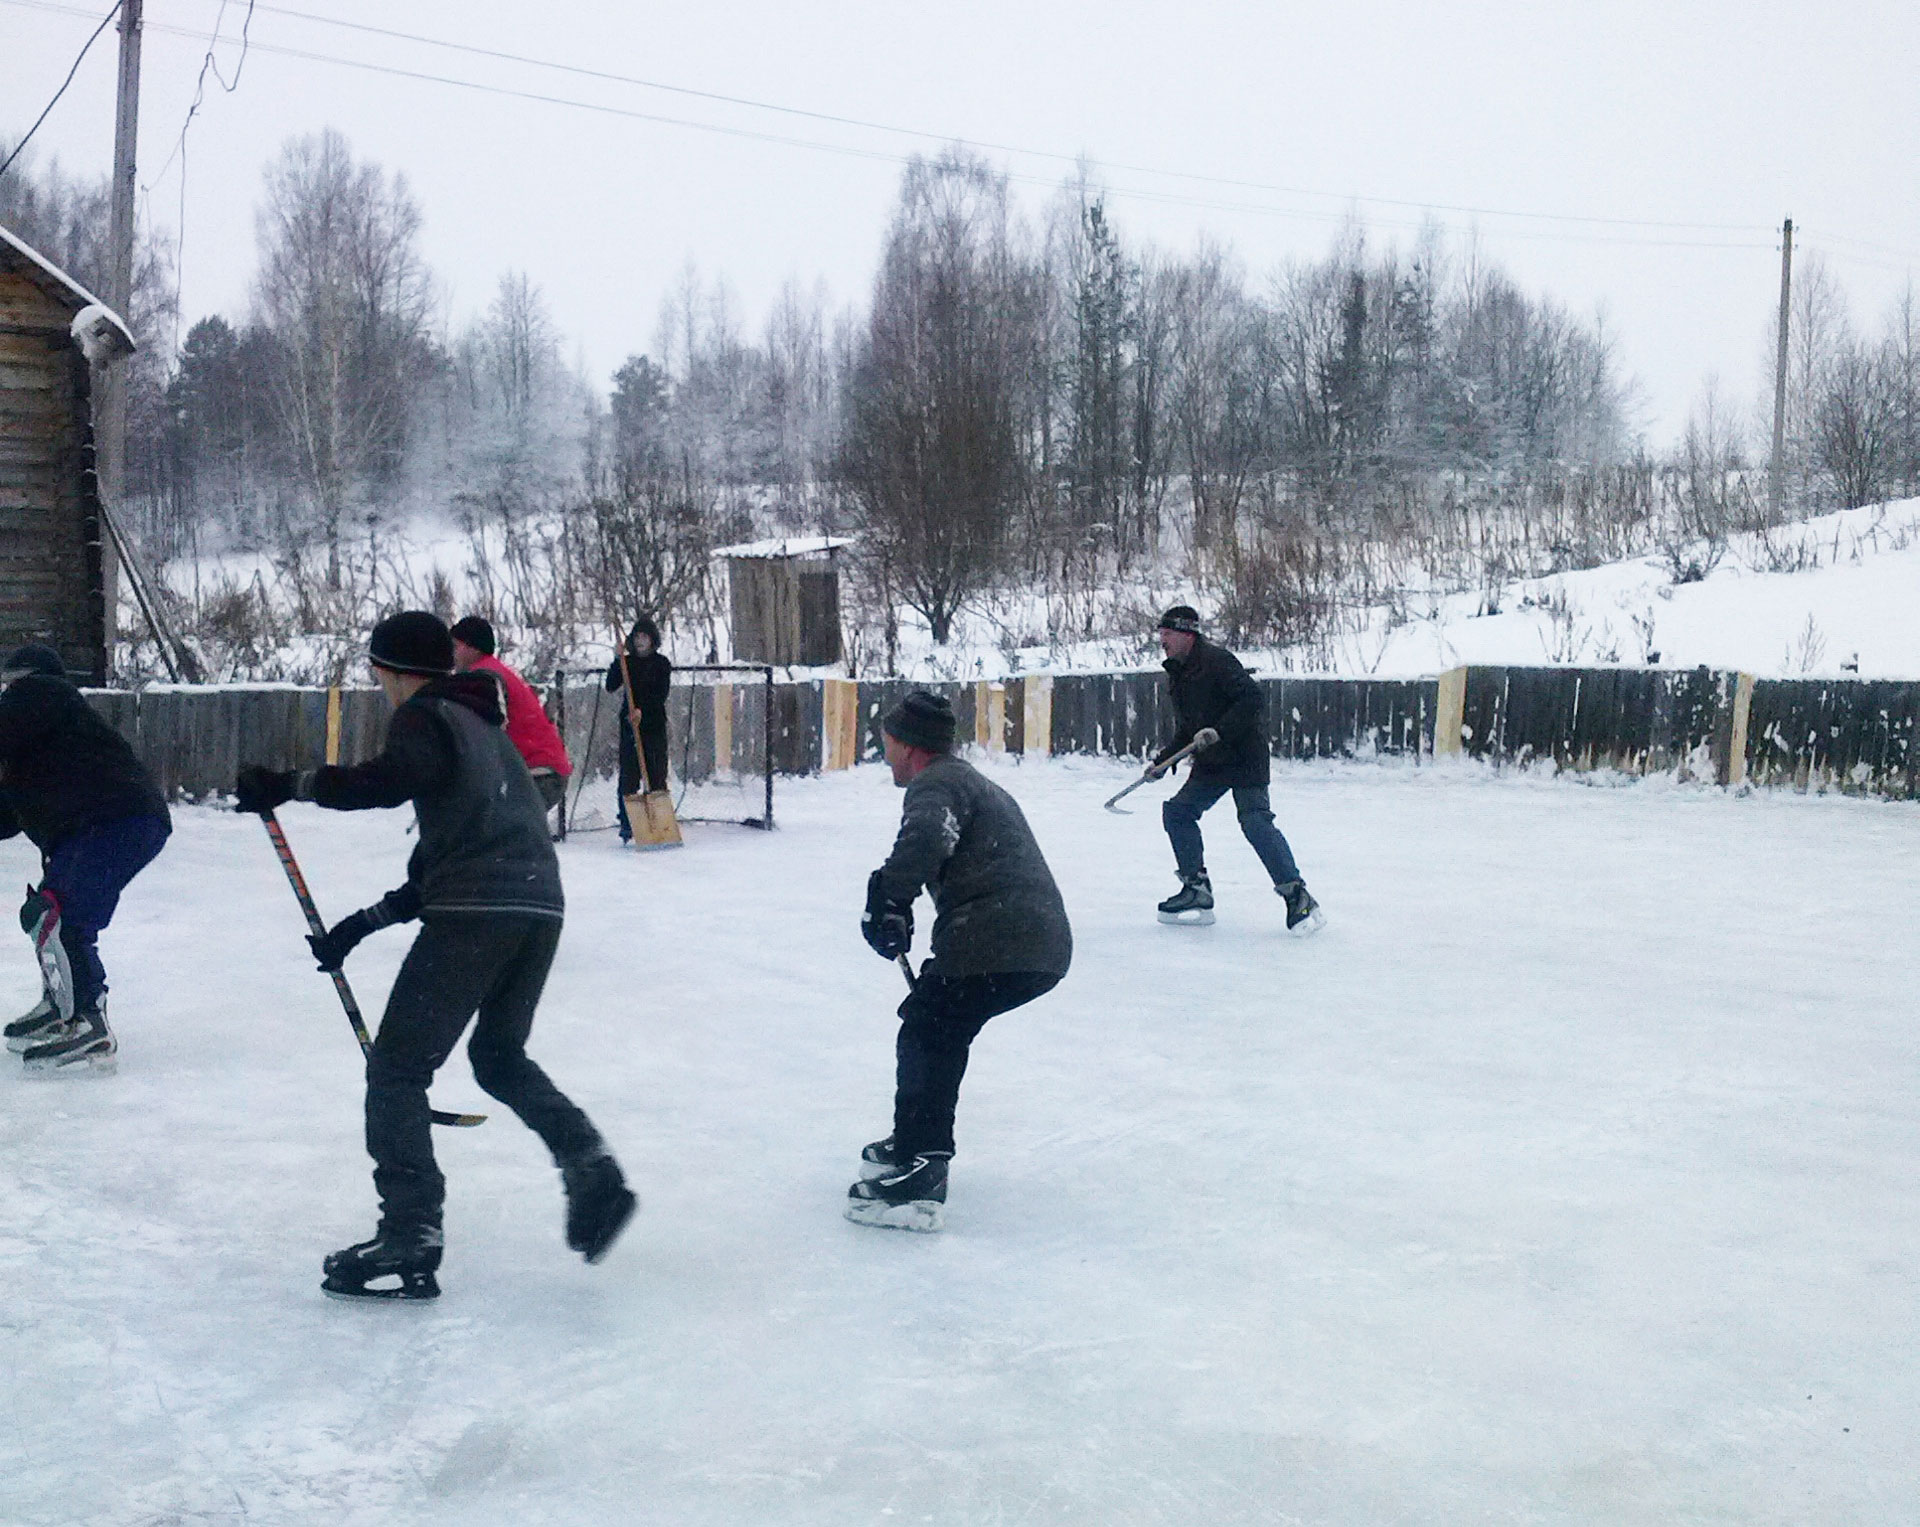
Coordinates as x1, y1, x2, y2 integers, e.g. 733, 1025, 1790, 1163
1023, 675, 1053, 758
1433, 667, 1467, 758
1728, 672, 1754, 787
325, 686, 342, 766
823, 678, 859, 770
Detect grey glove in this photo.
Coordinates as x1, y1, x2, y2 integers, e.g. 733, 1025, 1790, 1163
1192, 727, 1221, 751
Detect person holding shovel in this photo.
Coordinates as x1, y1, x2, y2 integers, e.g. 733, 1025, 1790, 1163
603, 616, 674, 845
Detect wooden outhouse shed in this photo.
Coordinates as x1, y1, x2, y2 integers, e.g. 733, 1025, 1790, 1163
718, 536, 851, 668
0, 224, 135, 683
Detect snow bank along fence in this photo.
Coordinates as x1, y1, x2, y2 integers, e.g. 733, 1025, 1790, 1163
77, 666, 1920, 802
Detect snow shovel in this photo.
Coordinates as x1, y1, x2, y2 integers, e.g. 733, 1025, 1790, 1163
259, 812, 486, 1129
1103, 740, 1199, 814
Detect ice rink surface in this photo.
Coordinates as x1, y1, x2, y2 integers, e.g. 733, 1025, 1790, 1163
3, 756, 1917, 1525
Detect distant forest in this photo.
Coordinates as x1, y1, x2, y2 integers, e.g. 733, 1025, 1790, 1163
4, 129, 1918, 680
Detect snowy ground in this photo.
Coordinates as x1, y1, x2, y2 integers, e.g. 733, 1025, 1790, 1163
4, 757, 1918, 1525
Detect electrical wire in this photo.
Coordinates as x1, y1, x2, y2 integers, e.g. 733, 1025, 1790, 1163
0, 0, 1787, 254
0, 0, 121, 182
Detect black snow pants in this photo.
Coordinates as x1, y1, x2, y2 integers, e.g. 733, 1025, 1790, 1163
892, 960, 1061, 1159
366, 913, 602, 1237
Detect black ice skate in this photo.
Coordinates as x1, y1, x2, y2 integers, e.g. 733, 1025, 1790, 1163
1156, 872, 1215, 926
321, 1229, 444, 1301
5, 990, 70, 1054
21, 1004, 115, 1076
846, 1151, 949, 1233
1277, 879, 1325, 937
562, 1152, 638, 1265
859, 1136, 912, 1182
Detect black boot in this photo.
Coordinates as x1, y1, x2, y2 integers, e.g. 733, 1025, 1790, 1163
562, 1152, 638, 1264
322, 1227, 443, 1302
846, 1152, 949, 1232
5, 990, 68, 1054
1156, 872, 1215, 926
1276, 879, 1324, 936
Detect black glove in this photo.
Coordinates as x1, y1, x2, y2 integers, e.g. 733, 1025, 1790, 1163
307, 908, 377, 972
861, 869, 914, 961
235, 765, 297, 816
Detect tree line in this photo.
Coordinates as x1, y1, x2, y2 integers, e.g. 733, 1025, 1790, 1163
4, 131, 1918, 678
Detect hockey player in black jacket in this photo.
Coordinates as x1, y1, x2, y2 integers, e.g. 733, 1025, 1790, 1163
1146, 607, 1323, 933
850, 689, 1072, 1232
0, 644, 170, 1073
235, 611, 634, 1300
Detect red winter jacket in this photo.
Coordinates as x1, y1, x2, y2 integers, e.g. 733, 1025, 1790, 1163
471, 655, 572, 776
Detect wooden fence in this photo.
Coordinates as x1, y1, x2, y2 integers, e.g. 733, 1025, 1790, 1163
77, 664, 1920, 804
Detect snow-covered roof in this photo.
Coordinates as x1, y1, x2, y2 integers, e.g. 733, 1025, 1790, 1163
714, 535, 855, 560
0, 223, 136, 356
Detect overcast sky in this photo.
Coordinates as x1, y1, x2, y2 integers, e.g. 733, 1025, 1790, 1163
6, 0, 1918, 442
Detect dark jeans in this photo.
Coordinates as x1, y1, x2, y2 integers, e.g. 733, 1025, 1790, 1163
616, 726, 668, 839
40, 813, 171, 1011
892, 961, 1061, 1159
367, 914, 602, 1236
1162, 775, 1301, 887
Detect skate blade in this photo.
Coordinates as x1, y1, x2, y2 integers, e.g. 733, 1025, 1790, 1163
7, 1030, 68, 1055
1288, 908, 1327, 938
321, 1274, 441, 1302
22, 1049, 116, 1077
1157, 909, 1216, 926
844, 1198, 944, 1233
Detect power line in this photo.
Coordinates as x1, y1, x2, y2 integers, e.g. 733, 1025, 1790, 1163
0, 0, 121, 182
0, 0, 1784, 255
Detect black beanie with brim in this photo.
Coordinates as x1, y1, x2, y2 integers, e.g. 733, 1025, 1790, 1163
883, 689, 957, 752
368, 611, 456, 677
1157, 605, 1202, 635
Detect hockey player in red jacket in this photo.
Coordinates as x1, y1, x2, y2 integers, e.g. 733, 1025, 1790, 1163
450, 617, 572, 824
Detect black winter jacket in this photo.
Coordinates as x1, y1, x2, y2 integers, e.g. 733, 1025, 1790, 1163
878, 754, 1072, 977
0, 674, 169, 851
302, 672, 563, 921
1153, 637, 1270, 788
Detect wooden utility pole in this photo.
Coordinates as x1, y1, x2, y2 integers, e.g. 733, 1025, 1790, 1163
99, 0, 143, 658
1768, 216, 1793, 523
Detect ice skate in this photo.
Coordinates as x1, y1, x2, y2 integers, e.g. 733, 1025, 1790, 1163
1156, 872, 1215, 926
1277, 879, 1325, 936
21, 1004, 115, 1076
562, 1152, 638, 1264
859, 1135, 912, 1182
5, 990, 72, 1053
846, 1151, 949, 1232
321, 1228, 443, 1301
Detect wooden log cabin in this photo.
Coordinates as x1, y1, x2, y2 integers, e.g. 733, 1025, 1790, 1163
0, 224, 135, 683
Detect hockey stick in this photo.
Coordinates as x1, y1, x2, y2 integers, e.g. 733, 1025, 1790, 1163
258, 812, 486, 1129
1103, 740, 1200, 814
897, 954, 916, 990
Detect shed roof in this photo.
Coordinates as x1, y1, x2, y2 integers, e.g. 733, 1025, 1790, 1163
0, 223, 136, 352
715, 535, 855, 560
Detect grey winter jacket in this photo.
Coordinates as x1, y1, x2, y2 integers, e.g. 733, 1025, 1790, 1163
876, 754, 1072, 977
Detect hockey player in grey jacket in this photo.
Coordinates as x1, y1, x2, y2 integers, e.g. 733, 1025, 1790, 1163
849, 689, 1071, 1231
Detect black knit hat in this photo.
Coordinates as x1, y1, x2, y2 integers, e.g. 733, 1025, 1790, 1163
1157, 605, 1202, 635
368, 611, 455, 677
449, 616, 496, 656
883, 689, 957, 752
1, 643, 66, 680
